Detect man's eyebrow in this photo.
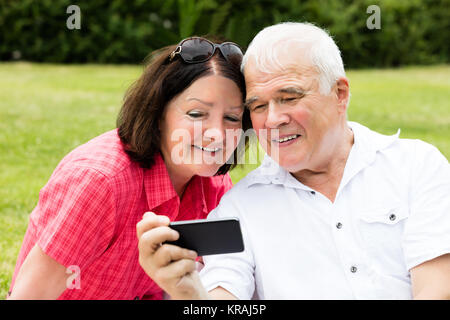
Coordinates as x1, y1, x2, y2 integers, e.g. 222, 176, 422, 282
278, 87, 306, 95
244, 96, 258, 108
243, 87, 306, 108
187, 97, 213, 107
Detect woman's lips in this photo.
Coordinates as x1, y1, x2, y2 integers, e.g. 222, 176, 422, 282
192, 144, 222, 153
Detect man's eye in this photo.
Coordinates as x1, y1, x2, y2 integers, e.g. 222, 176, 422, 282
251, 104, 266, 112
281, 97, 298, 103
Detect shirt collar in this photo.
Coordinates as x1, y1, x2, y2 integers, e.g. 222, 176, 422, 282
143, 152, 178, 210
246, 121, 400, 189
335, 121, 400, 196
348, 121, 400, 165
180, 175, 209, 218
143, 152, 208, 216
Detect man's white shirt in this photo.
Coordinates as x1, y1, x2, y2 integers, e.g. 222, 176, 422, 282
199, 121, 450, 299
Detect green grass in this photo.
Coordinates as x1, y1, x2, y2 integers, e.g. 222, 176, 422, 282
0, 63, 449, 299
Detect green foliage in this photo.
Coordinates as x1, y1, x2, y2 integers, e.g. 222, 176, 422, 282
0, 0, 448, 67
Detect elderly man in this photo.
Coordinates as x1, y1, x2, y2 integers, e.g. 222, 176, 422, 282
137, 22, 450, 299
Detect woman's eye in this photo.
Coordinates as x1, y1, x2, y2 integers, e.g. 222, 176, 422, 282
225, 115, 241, 122
187, 112, 204, 119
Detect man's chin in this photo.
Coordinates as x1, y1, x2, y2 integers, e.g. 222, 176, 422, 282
275, 157, 306, 173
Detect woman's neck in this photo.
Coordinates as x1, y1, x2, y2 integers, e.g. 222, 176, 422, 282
165, 162, 194, 198
171, 173, 192, 199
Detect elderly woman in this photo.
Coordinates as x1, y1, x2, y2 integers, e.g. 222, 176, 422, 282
8, 37, 250, 300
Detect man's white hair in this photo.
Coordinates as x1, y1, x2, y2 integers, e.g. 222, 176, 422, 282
242, 22, 346, 95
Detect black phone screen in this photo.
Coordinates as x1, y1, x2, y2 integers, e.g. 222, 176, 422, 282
166, 217, 244, 256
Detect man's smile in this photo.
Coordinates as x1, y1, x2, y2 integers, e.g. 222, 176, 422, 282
271, 134, 302, 146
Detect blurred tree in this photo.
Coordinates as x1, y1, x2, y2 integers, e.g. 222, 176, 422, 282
0, 0, 448, 67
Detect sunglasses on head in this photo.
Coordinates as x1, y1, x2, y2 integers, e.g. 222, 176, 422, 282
168, 37, 243, 66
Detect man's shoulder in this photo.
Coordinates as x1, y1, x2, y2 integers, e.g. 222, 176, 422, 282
392, 138, 449, 172
351, 121, 446, 162
380, 134, 446, 165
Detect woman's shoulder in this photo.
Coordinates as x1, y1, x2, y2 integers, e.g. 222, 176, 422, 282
55, 129, 139, 179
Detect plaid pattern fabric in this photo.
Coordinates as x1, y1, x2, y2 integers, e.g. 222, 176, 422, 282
10, 130, 233, 299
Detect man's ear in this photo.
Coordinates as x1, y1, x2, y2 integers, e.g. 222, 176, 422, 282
335, 77, 350, 113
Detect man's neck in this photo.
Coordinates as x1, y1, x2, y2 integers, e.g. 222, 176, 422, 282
292, 126, 354, 203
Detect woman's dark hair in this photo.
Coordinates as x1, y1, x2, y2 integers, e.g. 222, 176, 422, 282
117, 39, 251, 175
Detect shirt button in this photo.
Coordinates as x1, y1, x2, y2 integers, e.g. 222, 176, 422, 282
336, 222, 343, 229
350, 266, 358, 273
389, 214, 396, 221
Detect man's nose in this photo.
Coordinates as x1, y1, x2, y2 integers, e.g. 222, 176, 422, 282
265, 101, 289, 128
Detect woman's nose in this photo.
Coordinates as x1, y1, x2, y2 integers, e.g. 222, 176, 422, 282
203, 117, 225, 143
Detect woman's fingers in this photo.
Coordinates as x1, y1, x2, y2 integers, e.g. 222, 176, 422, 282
136, 212, 206, 299
137, 211, 176, 257
136, 212, 170, 239
153, 243, 197, 267
138, 226, 179, 256
154, 258, 197, 284
157, 260, 208, 299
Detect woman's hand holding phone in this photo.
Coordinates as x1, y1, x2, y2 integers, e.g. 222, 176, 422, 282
136, 211, 209, 300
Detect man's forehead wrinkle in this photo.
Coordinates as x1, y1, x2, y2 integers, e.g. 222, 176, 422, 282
246, 70, 315, 96
246, 59, 318, 82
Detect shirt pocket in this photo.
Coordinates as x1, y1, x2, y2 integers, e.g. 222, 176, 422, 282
359, 204, 408, 225
357, 204, 409, 274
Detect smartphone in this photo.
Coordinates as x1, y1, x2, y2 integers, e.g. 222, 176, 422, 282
165, 217, 244, 256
